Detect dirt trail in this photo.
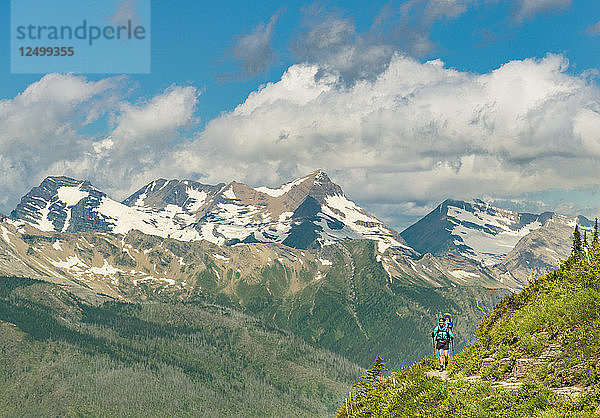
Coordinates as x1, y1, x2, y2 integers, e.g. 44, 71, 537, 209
425, 369, 449, 380
424, 368, 585, 398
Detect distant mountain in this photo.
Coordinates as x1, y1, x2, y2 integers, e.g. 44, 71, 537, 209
11, 176, 115, 233
490, 214, 593, 286
11, 171, 412, 253
401, 199, 553, 265
401, 199, 594, 287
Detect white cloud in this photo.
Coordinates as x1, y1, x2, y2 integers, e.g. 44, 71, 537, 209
174, 53, 600, 228
290, 3, 449, 82
2, 52, 600, 231
0, 74, 122, 209
511, 0, 571, 21
50, 84, 199, 198
111, 85, 197, 142
0, 75, 198, 213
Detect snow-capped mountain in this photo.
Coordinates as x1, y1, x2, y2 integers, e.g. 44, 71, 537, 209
11, 176, 115, 233
401, 199, 593, 267
11, 171, 411, 253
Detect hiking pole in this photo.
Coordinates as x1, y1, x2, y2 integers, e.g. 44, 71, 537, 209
432, 335, 436, 360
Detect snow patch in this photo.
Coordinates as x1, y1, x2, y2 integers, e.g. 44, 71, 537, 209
48, 255, 88, 270
134, 193, 147, 206
319, 258, 333, 266
449, 270, 480, 279
57, 185, 88, 206
255, 175, 310, 197
447, 204, 543, 265
89, 260, 123, 276
185, 188, 208, 212
0, 226, 12, 244
223, 186, 236, 199
35, 201, 55, 232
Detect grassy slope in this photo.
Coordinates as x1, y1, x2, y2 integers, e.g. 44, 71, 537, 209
338, 245, 600, 417
0, 276, 362, 417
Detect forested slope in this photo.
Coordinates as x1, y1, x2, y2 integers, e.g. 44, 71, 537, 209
0, 276, 362, 416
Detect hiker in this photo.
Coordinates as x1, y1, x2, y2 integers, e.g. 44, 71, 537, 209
432, 316, 453, 371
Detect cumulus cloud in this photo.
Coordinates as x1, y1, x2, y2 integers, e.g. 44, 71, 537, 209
3, 52, 600, 230
49, 84, 199, 197
290, 8, 397, 83
229, 10, 283, 78
289, 0, 571, 81
172, 53, 600, 228
289, 1, 479, 83
0, 74, 122, 208
0, 74, 198, 212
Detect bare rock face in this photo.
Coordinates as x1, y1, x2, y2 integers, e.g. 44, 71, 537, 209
480, 357, 513, 375
492, 218, 582, 287
11, 176, 114, 233
497, 358, 512, 369
123, 179, 225, 213
481, 357, 495, 370
512, 358, 543, 378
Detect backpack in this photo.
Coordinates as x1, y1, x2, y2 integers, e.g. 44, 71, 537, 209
434, 324, 451, 342
443, 313, 453, 331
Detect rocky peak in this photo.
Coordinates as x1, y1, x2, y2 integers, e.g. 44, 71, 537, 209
11, 175, 110, 233
123, 178, 225, 212
305, 170, 344, 204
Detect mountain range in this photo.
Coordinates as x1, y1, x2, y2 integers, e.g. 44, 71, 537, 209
0, 171, 592, 369
8, 171, 591, 289
11, 170, 410, 253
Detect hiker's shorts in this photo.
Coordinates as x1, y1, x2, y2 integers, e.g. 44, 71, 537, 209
436, 340, 449, 350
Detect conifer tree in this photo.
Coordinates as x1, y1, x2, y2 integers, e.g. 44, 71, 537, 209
583, 231, 588, 250
572, 224, 583, 257
354, 356, 388, 394
593, 218, 599, 247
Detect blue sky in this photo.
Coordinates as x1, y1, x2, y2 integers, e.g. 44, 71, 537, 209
1, 0, 600, 229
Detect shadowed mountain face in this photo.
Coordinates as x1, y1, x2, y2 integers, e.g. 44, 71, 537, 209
11, 171, 411, 252
122, 178, 226, 212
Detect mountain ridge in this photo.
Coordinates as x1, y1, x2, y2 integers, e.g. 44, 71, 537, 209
11, 171, 410, 253
338, 232, 600, 416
